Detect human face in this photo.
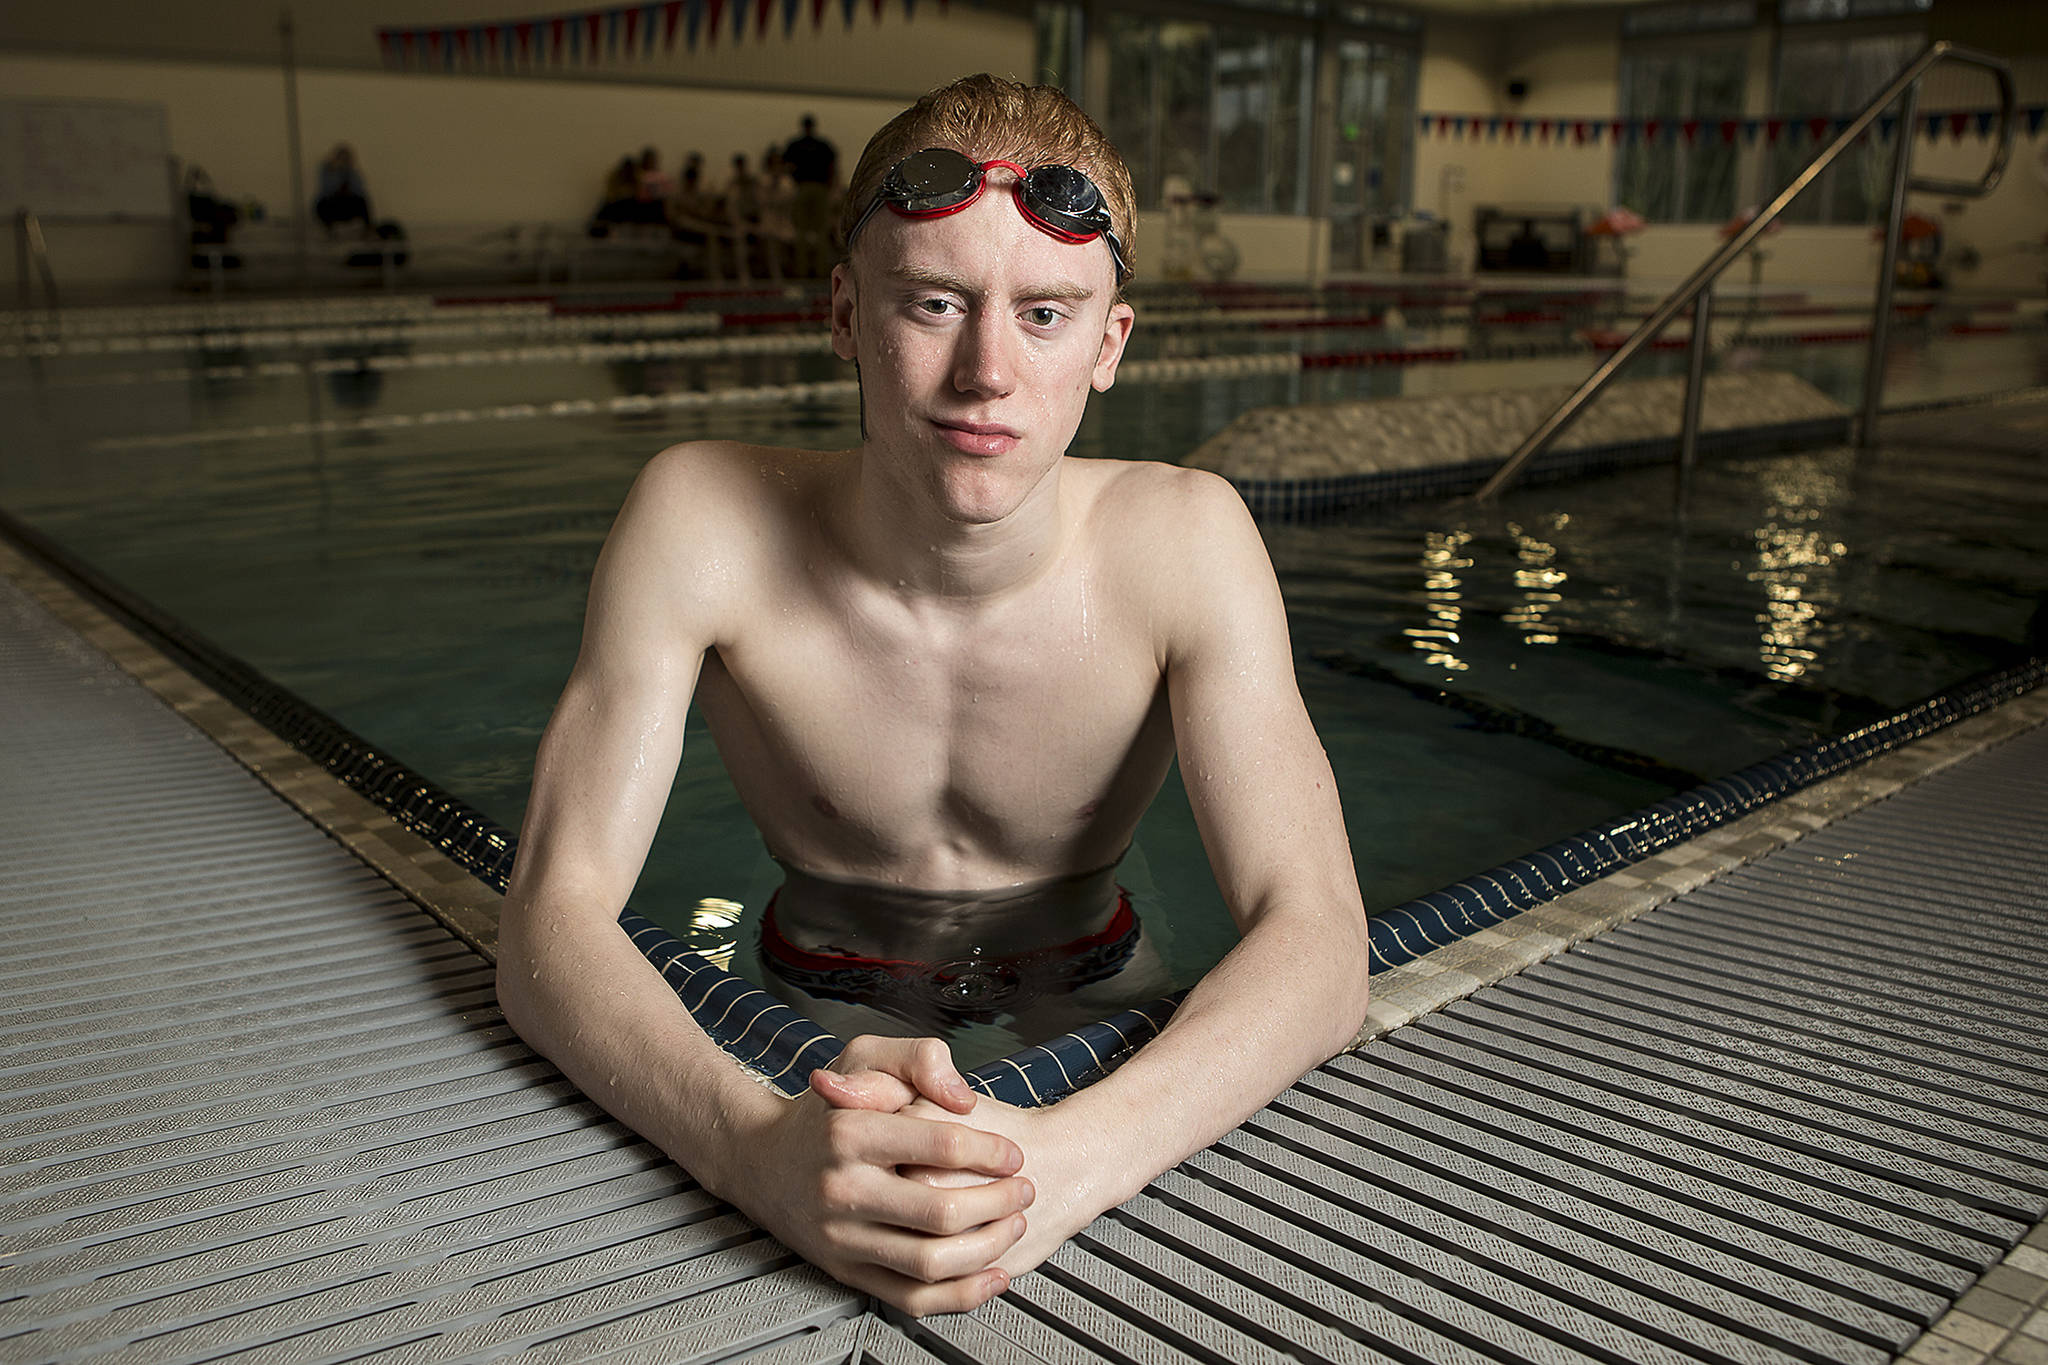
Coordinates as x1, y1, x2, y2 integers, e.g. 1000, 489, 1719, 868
830, 164, 1135, 528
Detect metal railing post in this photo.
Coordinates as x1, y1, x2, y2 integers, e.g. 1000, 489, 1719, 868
1860, 82, 1920, 449
1678, 290, 1714, 477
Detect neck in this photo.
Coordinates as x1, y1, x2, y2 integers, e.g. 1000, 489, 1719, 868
834, 447, 1069, 602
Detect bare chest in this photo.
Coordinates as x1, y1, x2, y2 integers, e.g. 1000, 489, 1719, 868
694, 589, 1173, 885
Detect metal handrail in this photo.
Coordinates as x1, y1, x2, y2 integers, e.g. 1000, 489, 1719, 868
14, 209, 60, 311
1472, 40, 2014, 501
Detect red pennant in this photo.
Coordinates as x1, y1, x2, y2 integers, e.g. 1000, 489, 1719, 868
1537, 119, 1552, 142
623, 7, 640, 51
1681, 118, 1700, 145
1572, 121, 1587, 145
515, 21, 533, 60
1435, 116, 1451, 135
482, 24, 499, 61
707, 0, 724, 44
757, 0, 773, 35
1766, 118, 1783, 144
1608, 120, 1623, 142
585, 12, 603, 55
454, 27, 471, 61
427, 29, 445, 61
1946, 111, 1968, 139
401, 30, 418, 63
1806, 115, 1828, 144
664, 0, 682, 46
871, 0, 883, 19
1719, 119, 1738, 144
1644, 118, 1661, 142
813, 0, 827, 26
550, 17, 565, 60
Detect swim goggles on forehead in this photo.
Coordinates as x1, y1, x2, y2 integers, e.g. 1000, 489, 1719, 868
845, 147, 1131, 286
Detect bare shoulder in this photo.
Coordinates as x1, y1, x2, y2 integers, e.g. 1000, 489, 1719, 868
1074, 459, 1277, 658
1078, 458, 1269, 587
595, 440, 836, 639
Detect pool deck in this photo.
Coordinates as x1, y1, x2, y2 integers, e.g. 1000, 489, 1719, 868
5, 534, 2048, 1365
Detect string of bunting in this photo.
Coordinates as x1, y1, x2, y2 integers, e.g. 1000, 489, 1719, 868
1415, 105, 2048, 146
375, 0, 945, 66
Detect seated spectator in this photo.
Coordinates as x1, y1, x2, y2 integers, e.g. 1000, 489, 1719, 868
593, 155, 640, 235
315, 144, 373, 236
633, 147, 674, 226
721, 153, 760, 227
185, 165, 241, 268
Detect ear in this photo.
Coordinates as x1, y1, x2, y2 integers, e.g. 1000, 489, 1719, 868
1090, 299, 1137, 393
829, 261, 859, 362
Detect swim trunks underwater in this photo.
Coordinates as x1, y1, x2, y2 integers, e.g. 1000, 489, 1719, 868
758, 890, 1142, 1028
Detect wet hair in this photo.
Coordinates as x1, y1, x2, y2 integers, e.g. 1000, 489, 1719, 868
837, 73, 1136, 293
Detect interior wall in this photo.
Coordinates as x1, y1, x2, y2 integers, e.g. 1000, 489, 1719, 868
2, 5, 1033, 293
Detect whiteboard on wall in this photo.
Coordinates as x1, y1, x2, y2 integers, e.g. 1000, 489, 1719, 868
0, 100, 173, 220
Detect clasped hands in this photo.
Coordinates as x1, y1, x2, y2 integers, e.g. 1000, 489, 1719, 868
739, 1034, 1078, 1317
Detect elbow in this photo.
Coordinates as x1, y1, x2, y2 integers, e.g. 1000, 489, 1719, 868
1319, 921, 1373, 1059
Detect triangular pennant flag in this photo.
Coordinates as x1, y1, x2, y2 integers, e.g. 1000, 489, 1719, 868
1609, 119, 1624, 143
1417, 114, 1431, 135
377, 28, 396, 66
734, 0, 747, 42
1588, 121, 1603, 145
1974, 109, 1995, 137
515, 21, 534, 61
585, 12, 602, 57
426, 28, 444, 63
1435, 115, 1451, 136
1537, 119, 1553, 142
1765, 117, 1782, 144
1718, 119, 1737, 145
1681, 118, 1700, 145
813, 0, 827, 27
1571, 120, 1586, 145
870, 0, 883, 19
1947, 110, 1968, 140
1741, 118, 1759, 145
1644, 118, 1662, 143
1878, 113, 1895, 140
706, 0, 724, 43
687, 0, 705, 46
1485, 116, 1502, 139
641, 4, 659, 51
481, 25, 499, 62
453, 26, 471, 63
757, 0, 774, 37
842, 0, 857, 29
2028, 106, 2046, 137
549, 17, 565, 61
1806, 115, 1829, 144
623, 5, 641, 52
400, 30, 417, 65
1452, 116, 1467, 137
782, 0, 800, 36
1922, 112, 1940, 139
904, 0, 915, 20
664, 0, 682, 46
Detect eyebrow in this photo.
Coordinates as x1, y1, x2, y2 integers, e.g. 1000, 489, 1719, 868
887, 263, 1097, 304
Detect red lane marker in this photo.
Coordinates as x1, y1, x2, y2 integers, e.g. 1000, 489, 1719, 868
1949, 322, 2013, 335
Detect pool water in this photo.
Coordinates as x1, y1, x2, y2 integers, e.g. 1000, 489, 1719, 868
3, 288, 2043, 1063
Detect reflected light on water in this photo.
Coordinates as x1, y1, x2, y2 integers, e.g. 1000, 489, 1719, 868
688, 897, 745, 969
1747, 466, 1848, 682
1407, 528, 1473, 672
1504, 517, 1568, 647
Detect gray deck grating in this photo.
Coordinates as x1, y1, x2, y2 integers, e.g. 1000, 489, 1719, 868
4, 571, 2047, 1364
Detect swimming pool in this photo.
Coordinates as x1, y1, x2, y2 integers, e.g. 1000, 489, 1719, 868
3, 284, 2043, 1065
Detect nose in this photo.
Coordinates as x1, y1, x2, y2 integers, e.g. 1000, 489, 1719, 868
951, 305, 1017, 400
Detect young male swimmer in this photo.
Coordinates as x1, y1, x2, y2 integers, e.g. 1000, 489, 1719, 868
497, 74, 1370, 1317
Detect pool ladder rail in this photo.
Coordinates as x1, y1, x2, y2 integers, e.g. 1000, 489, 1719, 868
1473, 40, 2017, 502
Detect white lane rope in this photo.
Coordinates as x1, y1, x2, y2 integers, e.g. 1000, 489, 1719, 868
85, 352, 1304, 452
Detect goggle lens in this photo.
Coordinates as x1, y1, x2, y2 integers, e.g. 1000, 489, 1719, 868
851, 148, 1129, 285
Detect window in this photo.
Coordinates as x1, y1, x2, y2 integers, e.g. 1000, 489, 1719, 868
1767, 30, 1924, 223
1101, 13, 1317, 213
1622, 0, 1756, 37
1613, 43, 1747, 222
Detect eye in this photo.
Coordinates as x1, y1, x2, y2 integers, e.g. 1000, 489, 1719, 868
1024, 306, 1064, 327
914, 296, 959, 316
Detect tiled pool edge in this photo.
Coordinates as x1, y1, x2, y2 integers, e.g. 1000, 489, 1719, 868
1355, 679, 2048, 1045
0, 538, 505, 960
